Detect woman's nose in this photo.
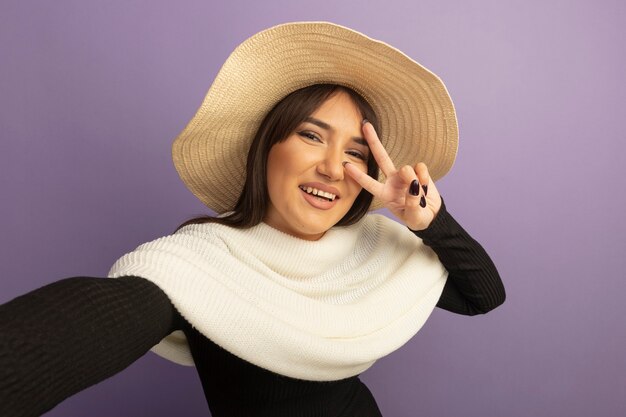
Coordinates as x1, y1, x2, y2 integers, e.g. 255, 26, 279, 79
316, 149, 344, 181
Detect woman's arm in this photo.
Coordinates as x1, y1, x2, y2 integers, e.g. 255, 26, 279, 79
0, 276, 180, 417
342, 123, 504, 315
411, 199, 506, 316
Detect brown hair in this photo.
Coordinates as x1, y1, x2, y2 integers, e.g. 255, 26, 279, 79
175, 84, 380, 232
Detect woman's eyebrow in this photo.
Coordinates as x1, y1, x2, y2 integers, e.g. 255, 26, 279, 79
304, 116, 332, 131
352, 137, 368, 147
304, 117, 369, 147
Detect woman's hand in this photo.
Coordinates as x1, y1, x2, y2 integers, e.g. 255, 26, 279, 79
343, 121, 442, 231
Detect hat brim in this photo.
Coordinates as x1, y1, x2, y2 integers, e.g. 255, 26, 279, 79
172, 21, 458, 213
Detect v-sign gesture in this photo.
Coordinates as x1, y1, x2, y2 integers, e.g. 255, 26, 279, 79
343, 121, 443, 231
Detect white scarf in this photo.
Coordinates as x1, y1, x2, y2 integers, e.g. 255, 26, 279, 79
108, 214, 447, 381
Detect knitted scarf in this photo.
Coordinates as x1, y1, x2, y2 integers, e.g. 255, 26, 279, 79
108, 213, 447, 381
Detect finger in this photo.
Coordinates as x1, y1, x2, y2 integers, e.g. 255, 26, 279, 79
398, 165, 419, 195
362, 121, 396, 177
414, 162, 431, 196
343, 161, 384, 197
399, 165, 427, 209
414, 162, 441, 212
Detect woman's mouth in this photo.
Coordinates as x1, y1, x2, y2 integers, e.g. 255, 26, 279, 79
298, 185, 337, 202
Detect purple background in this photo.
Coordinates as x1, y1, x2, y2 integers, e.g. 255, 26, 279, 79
1, 0, 624, 416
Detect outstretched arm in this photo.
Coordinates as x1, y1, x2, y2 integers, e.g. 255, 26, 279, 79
0, 276, 180, 417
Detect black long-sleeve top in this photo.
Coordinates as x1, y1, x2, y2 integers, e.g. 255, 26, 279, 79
0, 201, 505, 417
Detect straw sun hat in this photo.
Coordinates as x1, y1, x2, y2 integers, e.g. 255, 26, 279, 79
172, 21, 458, 213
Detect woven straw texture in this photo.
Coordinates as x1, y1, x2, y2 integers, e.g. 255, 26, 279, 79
172, 22, 458, 213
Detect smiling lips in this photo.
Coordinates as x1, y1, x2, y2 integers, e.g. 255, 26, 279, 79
298, 185, 337, 201
298, 183, 341, 210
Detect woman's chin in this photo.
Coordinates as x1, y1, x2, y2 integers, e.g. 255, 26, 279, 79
285, 219, 337, 241
288, 224, 330, 241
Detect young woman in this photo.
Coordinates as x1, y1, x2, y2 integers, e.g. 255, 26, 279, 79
0, 22, 505, 417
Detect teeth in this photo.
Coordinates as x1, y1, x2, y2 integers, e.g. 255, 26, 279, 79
299, 186, 336, 201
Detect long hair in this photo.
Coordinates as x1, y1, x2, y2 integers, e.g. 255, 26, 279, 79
175, 84, 380, 232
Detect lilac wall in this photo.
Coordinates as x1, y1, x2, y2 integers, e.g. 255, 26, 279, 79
1, 0, 624, 416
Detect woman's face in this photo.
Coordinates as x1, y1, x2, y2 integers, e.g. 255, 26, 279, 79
264, 91, 370, 240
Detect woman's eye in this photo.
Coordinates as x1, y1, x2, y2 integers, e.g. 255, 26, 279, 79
298, 131, 321, 142
346, 150, 367, 161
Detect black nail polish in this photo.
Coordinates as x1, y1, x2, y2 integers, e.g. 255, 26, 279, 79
409, 180, 420, 196
422, 184, 428, 196
420, 196, 426, 208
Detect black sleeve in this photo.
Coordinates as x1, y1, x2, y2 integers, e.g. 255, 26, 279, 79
0, 275, 181, 417
411, 198, 506, 316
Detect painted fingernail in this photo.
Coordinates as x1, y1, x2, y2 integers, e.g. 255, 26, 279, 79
422, 184, 428, 196
362, 119, 369, 126
409, 179, 420, 196
342, 161, 349, 167
420, 196, 426, 208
